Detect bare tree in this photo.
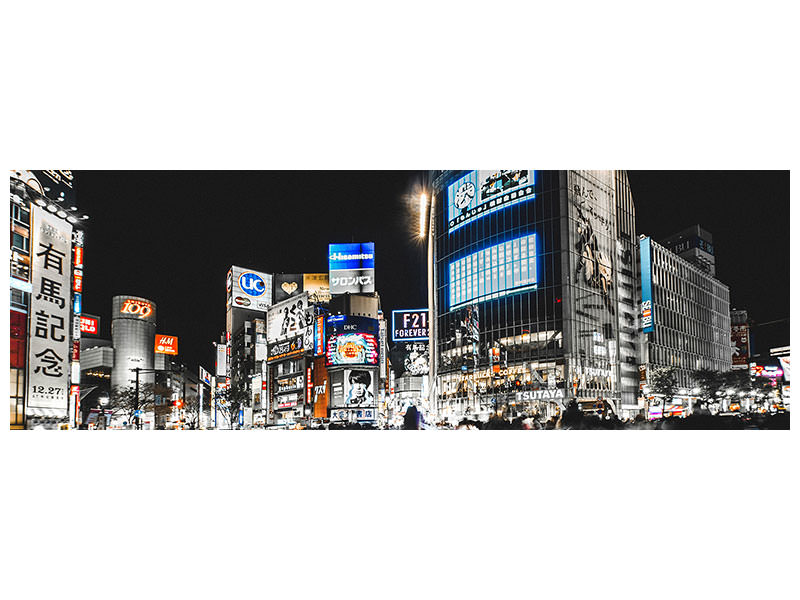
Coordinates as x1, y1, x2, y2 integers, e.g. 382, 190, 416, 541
107, 383, 167, 427
213, 387, 250, 430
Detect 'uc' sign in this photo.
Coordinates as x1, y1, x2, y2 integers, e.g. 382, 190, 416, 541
239, 272, 266, 297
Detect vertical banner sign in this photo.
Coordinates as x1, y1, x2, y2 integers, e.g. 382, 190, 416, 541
27, 205, 73, 413
379, 319, 387, 380
640, 236, 654, 333
215, 343, 227, 377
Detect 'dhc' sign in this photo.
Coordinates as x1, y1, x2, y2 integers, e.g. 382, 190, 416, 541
392, 309, 428, 342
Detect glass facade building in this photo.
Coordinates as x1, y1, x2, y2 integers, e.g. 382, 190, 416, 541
431, 170, 640, 421
640, 237, 731, 390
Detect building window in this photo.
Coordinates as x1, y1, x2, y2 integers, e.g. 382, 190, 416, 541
11, 204, 30, 225
12, 232, 29, 253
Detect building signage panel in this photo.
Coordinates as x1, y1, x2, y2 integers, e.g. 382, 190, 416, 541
449, 234, 537, 310
515, 389, 565, 402
215, 343, 227, 377
155, 334, 179, 355
229, 265, 273, 312
267, 293, 314, 342
447, 170, 535, 233
27, 205, 72, 412
392, 309, 429, 341
330, 407, 376, 422
80, 315, 99, 335
199, 366, 211, 386
273, 273, 304, 303
303, 273, 331, 304
119, 298, 155, 320
314, 314, 325, 356
640, 236, 654, 333
731, 324, 750, 368
328, 242, 375, 295
267, 334, 305, 363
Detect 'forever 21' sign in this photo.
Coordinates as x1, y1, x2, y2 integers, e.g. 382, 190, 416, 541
391, 309, 429, 342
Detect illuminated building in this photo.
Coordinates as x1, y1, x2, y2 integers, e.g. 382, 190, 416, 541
639, 235, 731, 398
110, 295, 157, 391
431, 170, 641, 421
9, 171, 85, 429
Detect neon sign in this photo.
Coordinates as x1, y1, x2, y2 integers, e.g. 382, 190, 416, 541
120, 299, 153, 319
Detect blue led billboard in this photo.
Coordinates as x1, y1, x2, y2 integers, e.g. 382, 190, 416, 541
449, 233, 537, 310
640, 236, 654, 333
328, 242, 375, 294
328, 243, 375, 270
447, 170, 535, 233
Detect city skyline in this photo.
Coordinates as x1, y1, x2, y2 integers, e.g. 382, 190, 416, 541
74, 170, 789, 373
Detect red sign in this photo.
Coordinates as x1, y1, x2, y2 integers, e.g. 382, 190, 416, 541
155, 334, 179, 355
306, 366, 313, 404
74, 246, 83, 268
80, 316, 98, 335
73, 272, 83, 293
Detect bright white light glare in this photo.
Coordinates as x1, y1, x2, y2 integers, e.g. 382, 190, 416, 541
56, 210, 67, 218
46, 204, 58, 213
419, 193, 427, 237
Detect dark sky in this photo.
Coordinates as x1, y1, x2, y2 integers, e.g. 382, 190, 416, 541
76, 170, 789, 371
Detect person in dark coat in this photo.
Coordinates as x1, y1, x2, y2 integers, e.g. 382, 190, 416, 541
403, 405, 420, 430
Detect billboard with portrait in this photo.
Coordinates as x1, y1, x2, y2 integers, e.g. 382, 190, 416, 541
328, 242, 375, 294
343, 368, 377, 408
228, 265, 273, 312
447, 170, 535, 233
448, 233, 537, 310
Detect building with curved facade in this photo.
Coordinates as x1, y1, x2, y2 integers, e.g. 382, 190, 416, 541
431, 170, 641, 420
111, 295, 157, 390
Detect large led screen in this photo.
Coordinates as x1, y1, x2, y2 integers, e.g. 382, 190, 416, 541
447, 170, 535, 233
449, 233, 537, 310
325, 315, 379, 367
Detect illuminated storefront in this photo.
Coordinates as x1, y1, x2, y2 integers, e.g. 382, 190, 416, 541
431, 170, 641, 421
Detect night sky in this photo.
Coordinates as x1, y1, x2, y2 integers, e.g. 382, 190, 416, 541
76, 171, 790, 372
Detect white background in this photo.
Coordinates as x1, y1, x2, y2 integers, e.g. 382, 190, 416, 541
2, 3, 798, 600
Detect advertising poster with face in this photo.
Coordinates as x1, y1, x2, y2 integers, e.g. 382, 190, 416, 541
344, 368, 376, 408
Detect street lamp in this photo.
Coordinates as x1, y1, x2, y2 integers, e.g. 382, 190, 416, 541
98, 394, 109, 430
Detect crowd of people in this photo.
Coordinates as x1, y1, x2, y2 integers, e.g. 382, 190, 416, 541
312, 400, 790, 430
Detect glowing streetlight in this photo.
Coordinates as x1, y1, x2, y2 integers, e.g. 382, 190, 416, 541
419, 193, 428, 238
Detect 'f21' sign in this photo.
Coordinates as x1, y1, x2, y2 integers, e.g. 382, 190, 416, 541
392, 309, 428, 342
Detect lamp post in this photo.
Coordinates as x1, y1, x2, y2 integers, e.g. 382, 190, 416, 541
98, 394, 109, 430
420, 191, 438, 421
